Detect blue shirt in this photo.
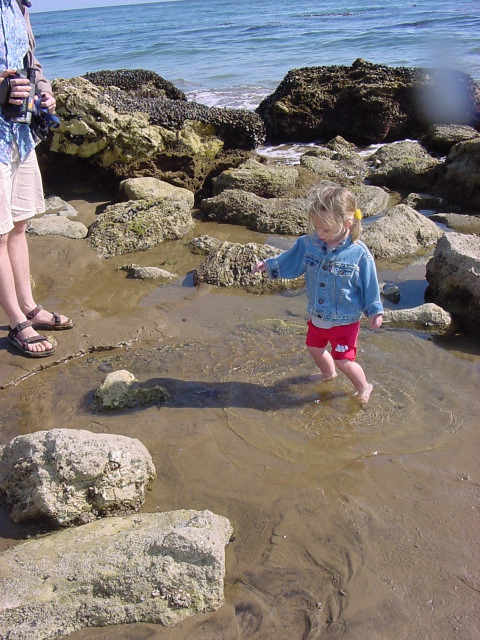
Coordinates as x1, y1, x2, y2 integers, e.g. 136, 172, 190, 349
0, 0, 35, 163
264, 233, 384, 325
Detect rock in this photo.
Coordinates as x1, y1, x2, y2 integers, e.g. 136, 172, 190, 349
88, 198, 195, 258
44, 195, 79, 217
0, 428, 156, 527
200, 189, 307, 235
436, 138, 480, 210
256, 59, 480, 145
429, 212, 480, 235
381, 283, 401, 303
194, 241, 301, 292
94, 369, 170, 409
120, 177, 195, 207
39, 76, 263, 196
0, 509, 232, 640
325, 135, 357, 153
402, 192, 445, 211
189, 235, 223, 255
367, 140, 442, 190
382, 303, 452, 329
299, 153, 362, 184
27, 215, 88, 239
118, 263, 178, 280
425, 232, 480, 332
421, 124, 480, 154
362, 204, 443, 258
212, 158, 298, 198
350, 184, 392, 217
83, 68, 187, 101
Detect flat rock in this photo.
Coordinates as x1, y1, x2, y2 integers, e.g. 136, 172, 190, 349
27, 216, 88, 239
0, 509, 232, 640
382, 303, 451, 329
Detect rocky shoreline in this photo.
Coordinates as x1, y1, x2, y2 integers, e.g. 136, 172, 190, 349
0, 60, 479, 640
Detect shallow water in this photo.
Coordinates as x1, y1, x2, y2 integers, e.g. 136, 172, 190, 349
0, 197, 479, 639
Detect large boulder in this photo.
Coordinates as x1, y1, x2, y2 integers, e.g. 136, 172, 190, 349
212, 158, 298, 198
39, 73, 265, 196
367, 141, 442, 190
200, 189, 307, 235
425, 232, 480, 333
256, 59, 480, 145
88, 198, 195, 258
0, 429, 155, 527
362, 204, 443, 258
0, 509, 232, 640
436, 138, 480, 210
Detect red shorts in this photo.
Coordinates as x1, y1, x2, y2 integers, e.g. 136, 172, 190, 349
306, 320, 360, 361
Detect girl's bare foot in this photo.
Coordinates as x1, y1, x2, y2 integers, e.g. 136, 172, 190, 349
355, 383, 373, 405
311, 372, 338, 382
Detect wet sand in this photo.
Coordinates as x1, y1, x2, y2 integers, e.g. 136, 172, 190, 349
0, 192, 479, 640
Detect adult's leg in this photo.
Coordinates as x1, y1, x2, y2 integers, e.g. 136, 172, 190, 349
0, 231, 53, 353
10, 147, 71, 328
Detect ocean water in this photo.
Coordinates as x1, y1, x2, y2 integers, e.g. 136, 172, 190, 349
31, 0, 480, 111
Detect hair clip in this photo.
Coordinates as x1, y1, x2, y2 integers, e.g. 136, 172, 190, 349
354, 208, 363, 220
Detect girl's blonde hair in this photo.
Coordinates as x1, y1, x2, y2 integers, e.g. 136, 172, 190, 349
307, 184, 362, 242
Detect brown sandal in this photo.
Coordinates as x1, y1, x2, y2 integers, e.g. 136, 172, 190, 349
26, 304, 74, 330
7, 320, 55, 358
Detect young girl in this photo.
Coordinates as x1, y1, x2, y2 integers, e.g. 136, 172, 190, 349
253, 185, 383, 404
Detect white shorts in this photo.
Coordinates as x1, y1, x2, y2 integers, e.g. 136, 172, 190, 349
0, 143, 45, 235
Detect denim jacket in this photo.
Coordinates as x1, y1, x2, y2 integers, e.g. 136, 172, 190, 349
264, 233, 384, 324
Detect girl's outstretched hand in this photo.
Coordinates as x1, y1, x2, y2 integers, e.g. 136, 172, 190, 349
369, 313, 383, 329
252, 261, 266, 274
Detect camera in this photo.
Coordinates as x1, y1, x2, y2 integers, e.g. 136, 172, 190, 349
2, 68, 36, 124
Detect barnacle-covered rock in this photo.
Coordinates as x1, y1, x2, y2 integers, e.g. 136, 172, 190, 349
257, 59, 480, 145
88, 198, 195, 258
193, 240, 304, 293
40, 74, 265, 196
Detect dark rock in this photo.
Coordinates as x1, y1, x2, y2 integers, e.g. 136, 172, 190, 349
83, 68, 187, 101
257, 59, 480, 145
435, 138, 480, 210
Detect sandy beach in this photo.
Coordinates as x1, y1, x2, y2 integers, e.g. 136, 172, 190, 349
0, 187, 479, 639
